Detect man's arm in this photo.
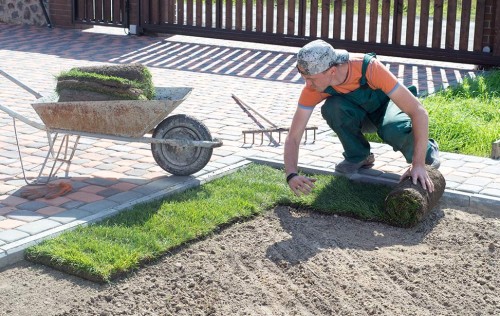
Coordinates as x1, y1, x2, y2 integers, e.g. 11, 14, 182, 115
284, 106, 317, 195
389, 85, 434, 192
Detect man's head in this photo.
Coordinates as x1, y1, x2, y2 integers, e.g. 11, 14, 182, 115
296, 40, 349, 75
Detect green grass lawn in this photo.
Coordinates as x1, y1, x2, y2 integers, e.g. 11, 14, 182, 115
424, 70, 500, 156
366, 69, 500, 157
26, 164, 393, 283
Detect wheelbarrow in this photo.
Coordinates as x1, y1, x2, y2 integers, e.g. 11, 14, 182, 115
0, 87, 223, 184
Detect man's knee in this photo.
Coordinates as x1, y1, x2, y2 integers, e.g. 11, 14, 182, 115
378, 121, 412, 145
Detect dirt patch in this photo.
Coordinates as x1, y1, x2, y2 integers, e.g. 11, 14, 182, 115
1, 206, 499, 316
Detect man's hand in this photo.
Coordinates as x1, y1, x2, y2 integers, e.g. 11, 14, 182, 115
400, 165, 434, 192
288, 175, 317, 196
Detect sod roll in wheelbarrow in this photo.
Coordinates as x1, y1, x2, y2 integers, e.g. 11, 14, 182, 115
384, 166, 446, 228
56, 63, 155, 101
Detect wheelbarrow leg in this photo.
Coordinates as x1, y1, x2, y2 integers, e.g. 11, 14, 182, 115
32, 133, 80, 184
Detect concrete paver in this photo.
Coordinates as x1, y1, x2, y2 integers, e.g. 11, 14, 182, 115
0, 24, 498, 268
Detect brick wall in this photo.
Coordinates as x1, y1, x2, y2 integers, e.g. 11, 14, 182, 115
484, 0, 500, 56
483, 0, 495, 51
48, 0, 70, 27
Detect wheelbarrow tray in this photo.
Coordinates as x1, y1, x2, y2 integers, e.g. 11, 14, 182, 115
31, 87, 192, 138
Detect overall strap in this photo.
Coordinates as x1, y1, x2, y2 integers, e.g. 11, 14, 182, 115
360, 52, 376, 86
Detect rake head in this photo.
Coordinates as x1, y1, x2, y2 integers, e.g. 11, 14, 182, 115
242, 126, 318, 145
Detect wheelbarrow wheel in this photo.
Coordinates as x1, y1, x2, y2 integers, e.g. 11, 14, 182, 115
151, 114, 213, 176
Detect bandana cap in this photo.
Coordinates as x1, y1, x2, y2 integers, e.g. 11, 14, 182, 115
297, 40, 349, 75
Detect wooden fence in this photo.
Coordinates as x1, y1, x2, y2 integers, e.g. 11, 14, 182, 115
71, 0, 500, 66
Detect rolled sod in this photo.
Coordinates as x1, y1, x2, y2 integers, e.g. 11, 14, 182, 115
384, 166, 446, 227
56, 63, 155, 101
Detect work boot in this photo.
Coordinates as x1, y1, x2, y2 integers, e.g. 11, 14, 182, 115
335, 153, 375, 173
426, 139, 440, 169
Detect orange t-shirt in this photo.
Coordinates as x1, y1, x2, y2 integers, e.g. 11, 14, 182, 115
298, 54, 400, 107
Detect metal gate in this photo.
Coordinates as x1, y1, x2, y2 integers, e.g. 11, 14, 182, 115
73, 0, 129, 27
73, 0, 500, 66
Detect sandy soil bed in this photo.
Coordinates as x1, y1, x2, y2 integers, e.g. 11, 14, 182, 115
0, 206, 499, 316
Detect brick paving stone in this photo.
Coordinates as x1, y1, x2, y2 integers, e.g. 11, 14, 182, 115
377, 165, 406, 174
6, 209, 45, 222
97, 188, 124, 198
0, 183, 18, 195
475, 172, 500, 179
437, 166, 455, 176
486, 182, 500, 190
0, 150, 20, 159
106, 191, 146, 203
458, 167, 481, 174
464, 177, 493, 186
0, 206, 16, 216
110, 182, 138, 191
480, 188, 500, 198
17, 201, 51, 212
73, 167, 101, 175
108, 144, 137, 152
68, 181, 90, 190
0, 229, 30, 243
109, 152, 145, 160
78, 152, 109, 161
65, 191, 105, 203
445, 181, 461, 190
16, 218, 61, 235
102, 157, 123, 164
461, 155, 488, 163
445, 175, 468, 184
0, 219, 25, 229
483, 165, 500, 175
80, 185, 108, 194
39, 196, 73, 207
119, 177, 149, 185
125, 168, 148, 177
143, 171, 169, 179
95, 164, 120, 171
455, 184, 483, 194
107, 166, 133, 174
78, 199, 121, 213
131, 162, 157, 170
0, 195, 27, 206
50, 209, 93, 224
84, 177, 120, 187
60, 200, 86, 209
310, 160, 334, 169
138, 156, 157, 164
4, 179, 28, 187
36, 206, 67, 216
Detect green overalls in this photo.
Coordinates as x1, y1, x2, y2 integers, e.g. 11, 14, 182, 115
321, 53, 433, 164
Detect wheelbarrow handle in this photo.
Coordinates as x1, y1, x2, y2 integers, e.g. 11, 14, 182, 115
0, 103, 47, 131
